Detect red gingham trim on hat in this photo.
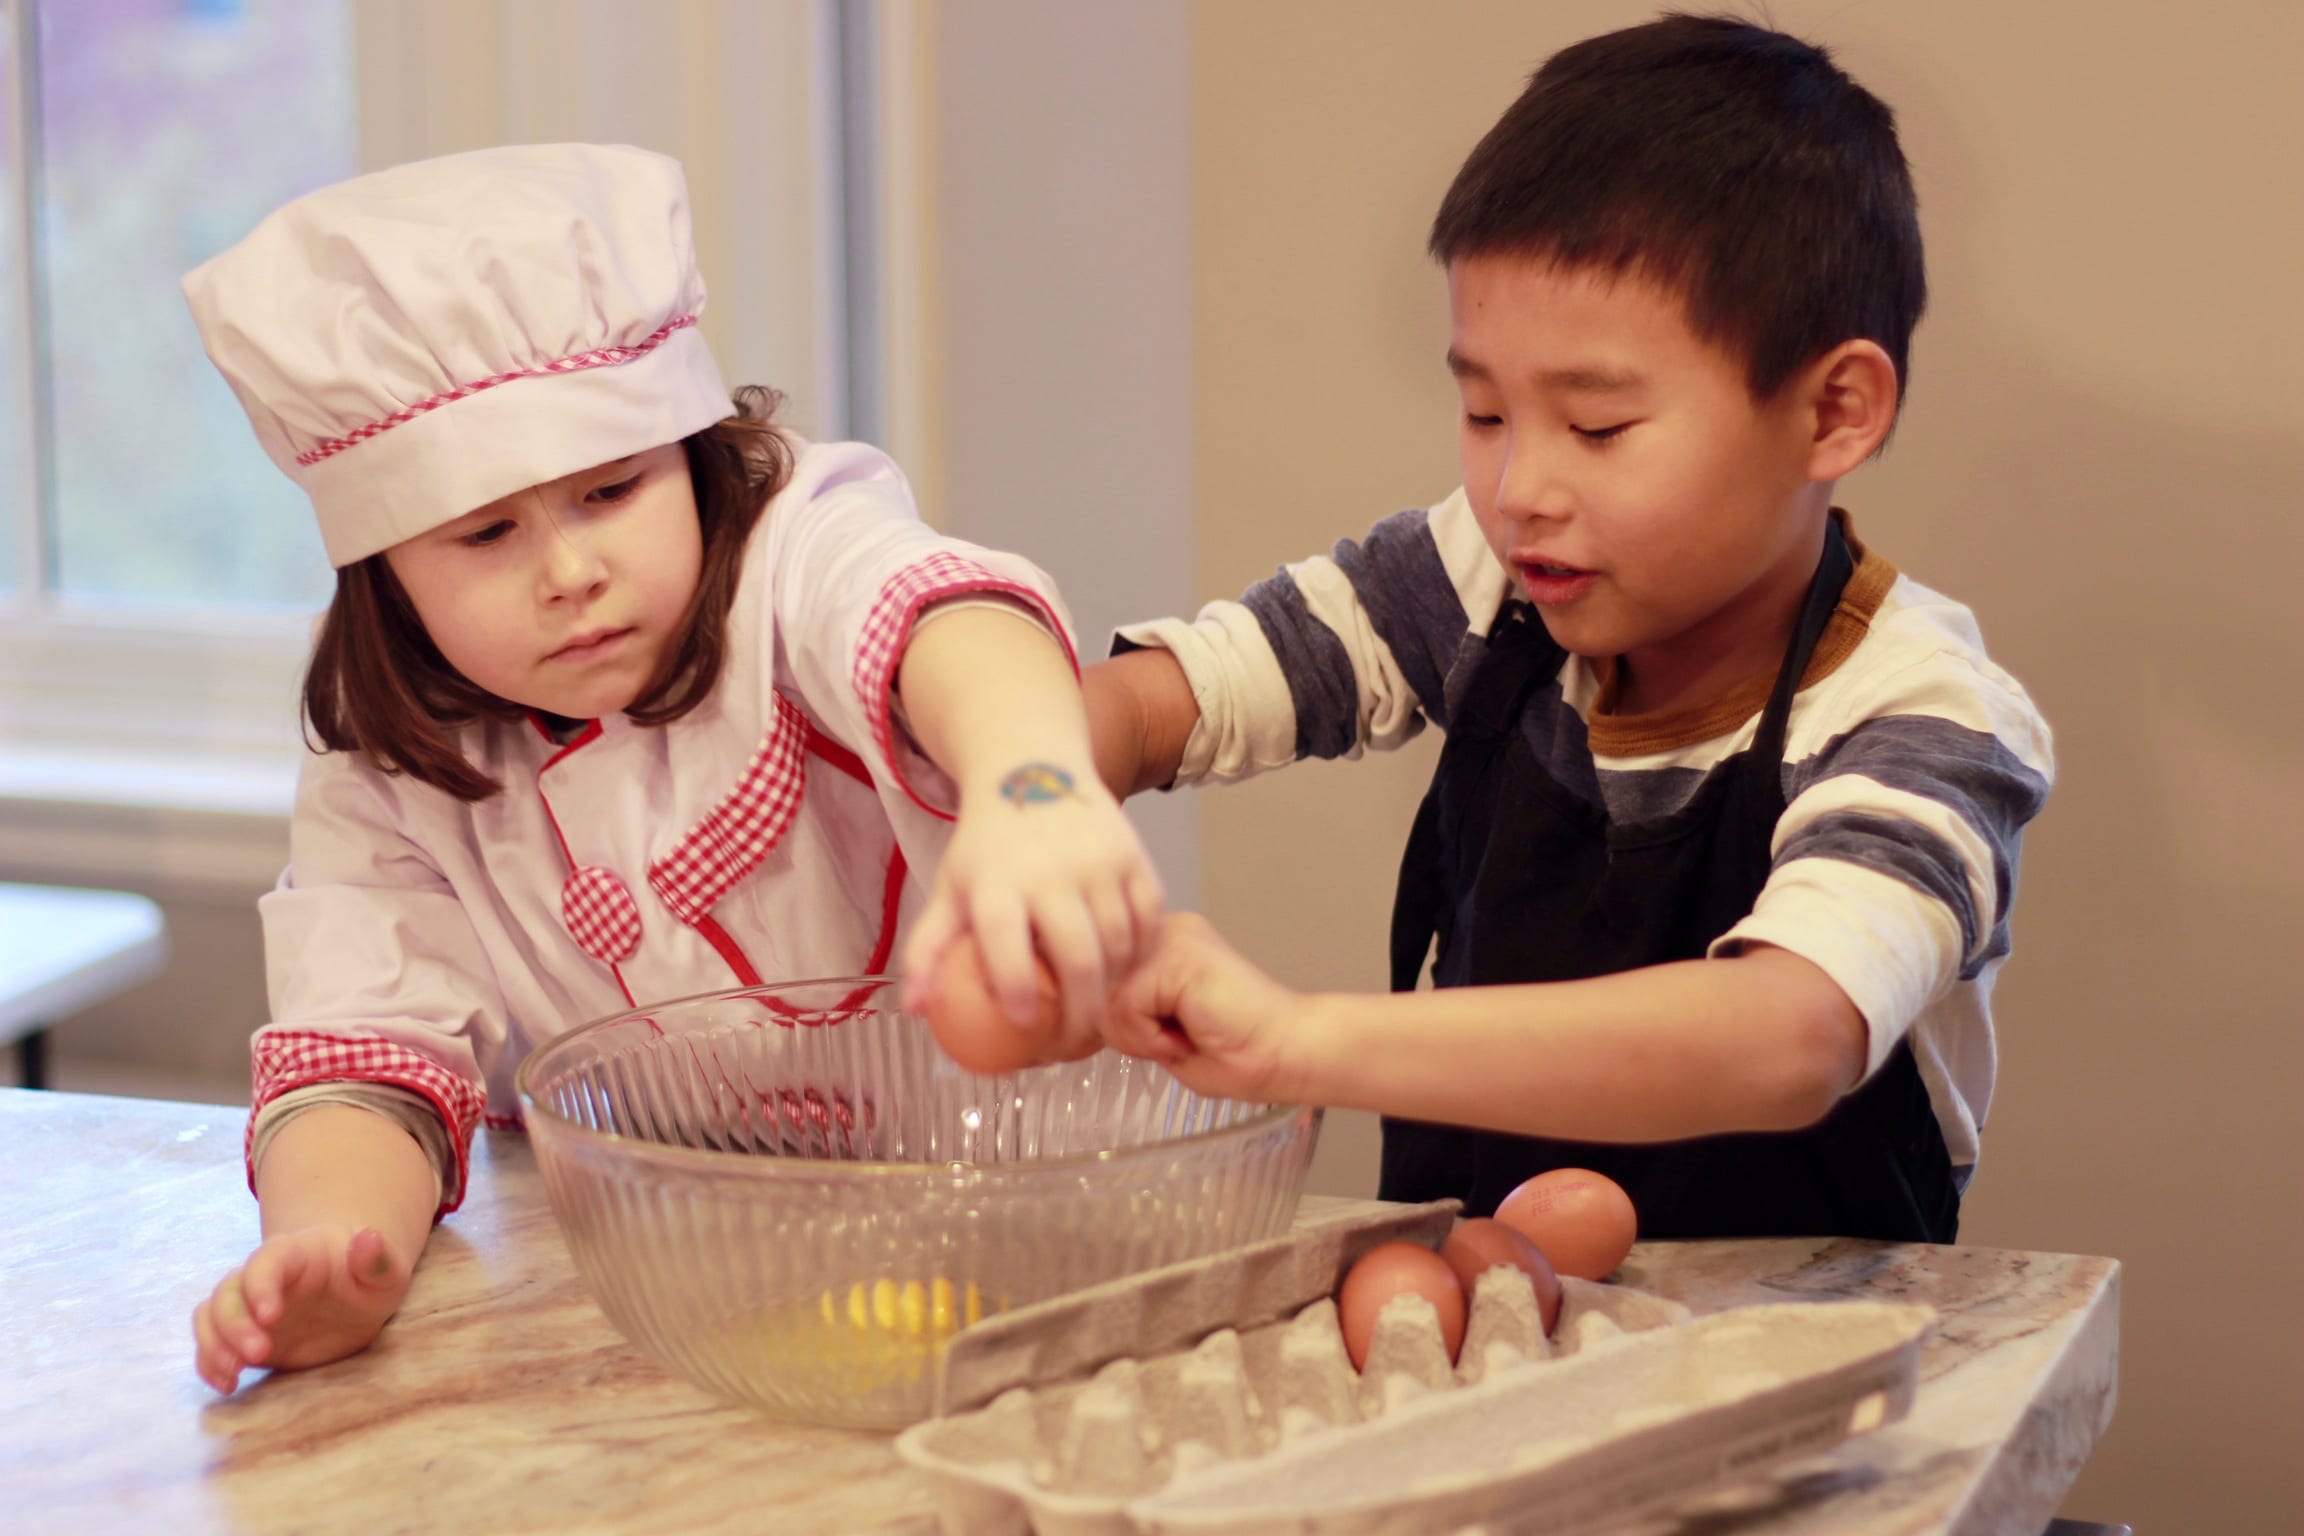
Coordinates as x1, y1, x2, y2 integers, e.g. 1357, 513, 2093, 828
561, 866, 643, 963
246, 1029, 488, 1216
852, 554, 1080, 819
293, 314, 701, 467
648, 691, 809, 925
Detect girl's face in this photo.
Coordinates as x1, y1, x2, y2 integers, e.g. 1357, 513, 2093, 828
384, 443, 704, 721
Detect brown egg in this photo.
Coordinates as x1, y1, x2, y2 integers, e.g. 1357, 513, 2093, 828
1439, 1217, 1563, 1335
1335, 1241, 1467, 1370
1494, 1168, 1639, 1281
921, 942, 1064, 1075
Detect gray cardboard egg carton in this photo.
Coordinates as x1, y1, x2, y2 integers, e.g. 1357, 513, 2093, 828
929, 1196, 1468, 1419
899, 1201, 1935, 1536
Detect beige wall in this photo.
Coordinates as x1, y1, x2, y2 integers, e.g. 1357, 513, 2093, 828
928, 0, 1203, 899
1185, 1, 2302, 1529
354, 0, 846, 435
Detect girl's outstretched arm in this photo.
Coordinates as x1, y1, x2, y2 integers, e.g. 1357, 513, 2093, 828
191, 1104, 437, 1394
894, 605, 1164, 1047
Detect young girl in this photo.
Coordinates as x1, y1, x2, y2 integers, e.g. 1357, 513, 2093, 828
182, 144, 1160, 1394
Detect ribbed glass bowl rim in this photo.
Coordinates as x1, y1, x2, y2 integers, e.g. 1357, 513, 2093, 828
513, 974, 1314, 1182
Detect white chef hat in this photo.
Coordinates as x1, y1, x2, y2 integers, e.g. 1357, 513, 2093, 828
183, 143, 733, 568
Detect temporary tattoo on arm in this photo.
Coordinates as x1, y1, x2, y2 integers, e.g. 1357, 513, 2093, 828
998, 763, 1077, 807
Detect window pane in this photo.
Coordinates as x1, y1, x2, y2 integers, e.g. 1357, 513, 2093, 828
0, 6, 21, 597
40, 0, 351, 609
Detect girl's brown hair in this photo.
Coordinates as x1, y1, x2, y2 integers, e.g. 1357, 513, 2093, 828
301, 385, 796, 802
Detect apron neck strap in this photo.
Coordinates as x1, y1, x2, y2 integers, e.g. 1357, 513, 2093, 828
1752, 516, 1855, 765
1458, 605, 1566, 739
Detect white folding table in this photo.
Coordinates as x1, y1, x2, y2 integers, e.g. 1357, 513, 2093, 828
0, 882, 168, 1088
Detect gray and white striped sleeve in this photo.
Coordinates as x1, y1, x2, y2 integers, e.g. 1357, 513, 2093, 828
1113, 489, 1507, 786
1713, 625, 2054, 1076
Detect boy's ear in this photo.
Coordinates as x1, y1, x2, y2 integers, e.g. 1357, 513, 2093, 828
1802, 340, 1900, 482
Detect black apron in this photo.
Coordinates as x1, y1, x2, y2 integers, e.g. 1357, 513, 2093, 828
1383, 520, 1958, 1243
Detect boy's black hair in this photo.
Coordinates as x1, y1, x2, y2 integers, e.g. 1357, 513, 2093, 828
1430, 12, 1925, 403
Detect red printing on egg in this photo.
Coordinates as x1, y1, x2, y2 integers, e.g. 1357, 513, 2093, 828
1494, 1168, 1639, 1282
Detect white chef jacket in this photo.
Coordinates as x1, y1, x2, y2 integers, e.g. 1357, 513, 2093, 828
247, 440, 1075, 1210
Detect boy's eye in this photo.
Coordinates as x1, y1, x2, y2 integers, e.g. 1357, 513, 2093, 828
1464, 412, 1503, 429
1572, 423, 1633, 443
459, 519, 516, 547
589, 476, 641, 504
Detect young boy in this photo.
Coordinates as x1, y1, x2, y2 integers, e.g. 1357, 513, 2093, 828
1085, 15, 2052, 1243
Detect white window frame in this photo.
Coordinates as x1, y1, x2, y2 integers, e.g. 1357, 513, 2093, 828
0, 0, 914, 898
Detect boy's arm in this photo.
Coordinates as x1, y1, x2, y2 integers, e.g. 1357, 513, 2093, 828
1082, 648, 1201, 799
1100, 498, 1504, 797
1109, 914, 1867, 1140
1306, 946, 1867, 1138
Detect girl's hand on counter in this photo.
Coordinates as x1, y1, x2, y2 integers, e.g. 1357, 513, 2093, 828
191, 1224, 412, 1394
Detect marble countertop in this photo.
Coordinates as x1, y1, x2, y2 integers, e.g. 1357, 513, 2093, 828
3, 1088, 2118, 1535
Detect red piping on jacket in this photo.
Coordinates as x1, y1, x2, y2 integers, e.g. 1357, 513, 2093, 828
747, 728, 909, 1019
529, 715, 637, 1009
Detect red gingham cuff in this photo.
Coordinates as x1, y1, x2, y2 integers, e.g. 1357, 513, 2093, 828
852, 553, 1079, 819
247, 1029, 489, 1216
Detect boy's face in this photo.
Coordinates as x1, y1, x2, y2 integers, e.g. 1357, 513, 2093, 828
385, 443, 704, 721
1448, 254, 1829, 712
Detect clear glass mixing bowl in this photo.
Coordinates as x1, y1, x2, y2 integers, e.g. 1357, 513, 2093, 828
516, 977, 1319, 1429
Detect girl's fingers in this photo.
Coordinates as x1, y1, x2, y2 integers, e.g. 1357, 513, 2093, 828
1123, 866, 1166, 963
209, 1271, 270, 1361
970, 898, 1039, 1028
209, 1271, 249, 1330
898, 889, 964, 1014
255, 1235, 327, 1323
345, 1228, 394, 1292
1087, 884, 1139, 983
1032, 896, 1107, 1042
226, 1280, 278, 1363
192, 1299, 241, 1394
240, 1246, 289, 1327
